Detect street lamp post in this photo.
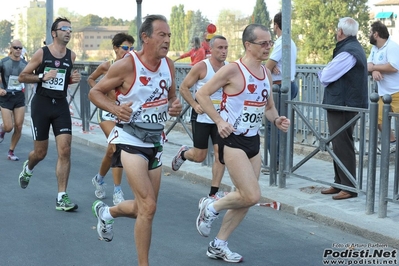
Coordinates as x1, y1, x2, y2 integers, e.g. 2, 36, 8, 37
46, 0, 53, 45
136, 0, 143, 51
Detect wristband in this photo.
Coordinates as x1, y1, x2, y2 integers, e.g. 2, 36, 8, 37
273, 116, 279, 126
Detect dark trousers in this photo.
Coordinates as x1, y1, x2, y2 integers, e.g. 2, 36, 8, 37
327, 111, 357, 190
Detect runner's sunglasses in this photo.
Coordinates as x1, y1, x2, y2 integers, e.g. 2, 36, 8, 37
119, 45, 134, 51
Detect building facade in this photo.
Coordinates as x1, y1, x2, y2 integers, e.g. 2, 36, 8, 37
372, 0, 399, 43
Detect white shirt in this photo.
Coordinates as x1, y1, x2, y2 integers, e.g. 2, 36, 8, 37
318, 52, 356, 87
367, 37, 399, 96
269, 35, 297, 81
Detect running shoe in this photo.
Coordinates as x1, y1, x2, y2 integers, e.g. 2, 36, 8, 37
113, 190, 125, 205
92, 200, 114, 242
56, 194, 78, 211
0, 124, 5, 143
8, 151, 19, 161
207, 240, 243, 263
19, 160, 32, 189
171, 145, 189, 171
196, 197, 218, 237
92, 175, 106, 199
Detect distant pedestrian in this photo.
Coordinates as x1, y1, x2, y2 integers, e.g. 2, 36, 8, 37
0, 40, 28, 161
174, 37, 206, 66
171, 35, 229, 198
88, 32, 134, 206
18, 17, 81, 211
89, 15, 182, 266
318, 17, 368, 200
367, 20, 399, 153
195, 24, 290, 262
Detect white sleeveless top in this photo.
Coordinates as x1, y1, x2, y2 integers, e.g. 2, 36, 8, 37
219, 59, 270, 137
108, 51, 172, 147
194, 59, 228, 124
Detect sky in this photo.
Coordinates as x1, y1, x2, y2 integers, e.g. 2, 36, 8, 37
2, 0, 282, 23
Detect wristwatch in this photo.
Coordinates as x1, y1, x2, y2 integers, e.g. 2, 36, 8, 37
38, 73, 44, 82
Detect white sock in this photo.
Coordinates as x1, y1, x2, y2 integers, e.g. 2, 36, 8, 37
207, 203, 218, 215
25, 165, 33, 174
96, 174, 104, 184
214, 237, 227, 247
102, 206, 114, 220
57, 192, 66, 201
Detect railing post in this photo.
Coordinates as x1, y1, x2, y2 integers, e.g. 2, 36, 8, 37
366, 93, 379, 215
378, 94, 392, 218
79, 71, 90, 132
269, 84, 280, 186
278, 85, 289, 188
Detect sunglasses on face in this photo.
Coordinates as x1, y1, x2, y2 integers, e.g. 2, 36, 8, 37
56, 26, 72, 32
119, 45, 134, 51
12, 46, 23, 50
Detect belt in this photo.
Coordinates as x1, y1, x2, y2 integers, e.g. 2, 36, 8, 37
6, 90, 22, 95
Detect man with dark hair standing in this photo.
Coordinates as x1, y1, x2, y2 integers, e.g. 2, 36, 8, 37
89, 15, 182, 266
367, 20, 399, 153
0, 40, 28, 161
265, 11, 298, 172
196, 24, 290, 262
172, 35, 229, 198
318, 17, 368, 200
18, 17, 81, 211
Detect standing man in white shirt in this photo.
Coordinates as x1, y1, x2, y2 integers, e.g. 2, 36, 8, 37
367, 20, 399, 153
265, 11, 298, 170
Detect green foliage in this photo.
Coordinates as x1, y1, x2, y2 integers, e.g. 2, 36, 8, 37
57, 7, 81, 21
80, 14, 103, 27
216, 10, 248, 61
170, 5, 186, 53
0, 20, 12, 52
24, 8, 47, 56
292, 0, 370, 64
250, 0, 271, 27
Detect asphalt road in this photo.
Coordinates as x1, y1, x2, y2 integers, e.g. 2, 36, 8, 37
0, 134, 381, 266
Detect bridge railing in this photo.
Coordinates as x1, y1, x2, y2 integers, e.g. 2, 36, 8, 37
23, 62, 398, 216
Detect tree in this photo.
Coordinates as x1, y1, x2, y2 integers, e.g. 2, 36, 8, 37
170, 5, 186, 53
292, 0, 369, 64
217, 10, 248, 61
80, 14, 103, 27
57, 7, 81, 22
0, 20, 12, 53
250, 0, 271, 28
19, 7, 47, 57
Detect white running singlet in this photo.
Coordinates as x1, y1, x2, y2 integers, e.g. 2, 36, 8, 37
194, 59, 228, 124
108, 51, 172, 147
219, 58, 271, 137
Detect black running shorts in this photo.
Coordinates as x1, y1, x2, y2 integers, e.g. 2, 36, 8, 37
30, 94, 72, 141
191, 120, 219, 149
217, 133, 260, 164
0, 91, 25, 110
113, 144, 163, 170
